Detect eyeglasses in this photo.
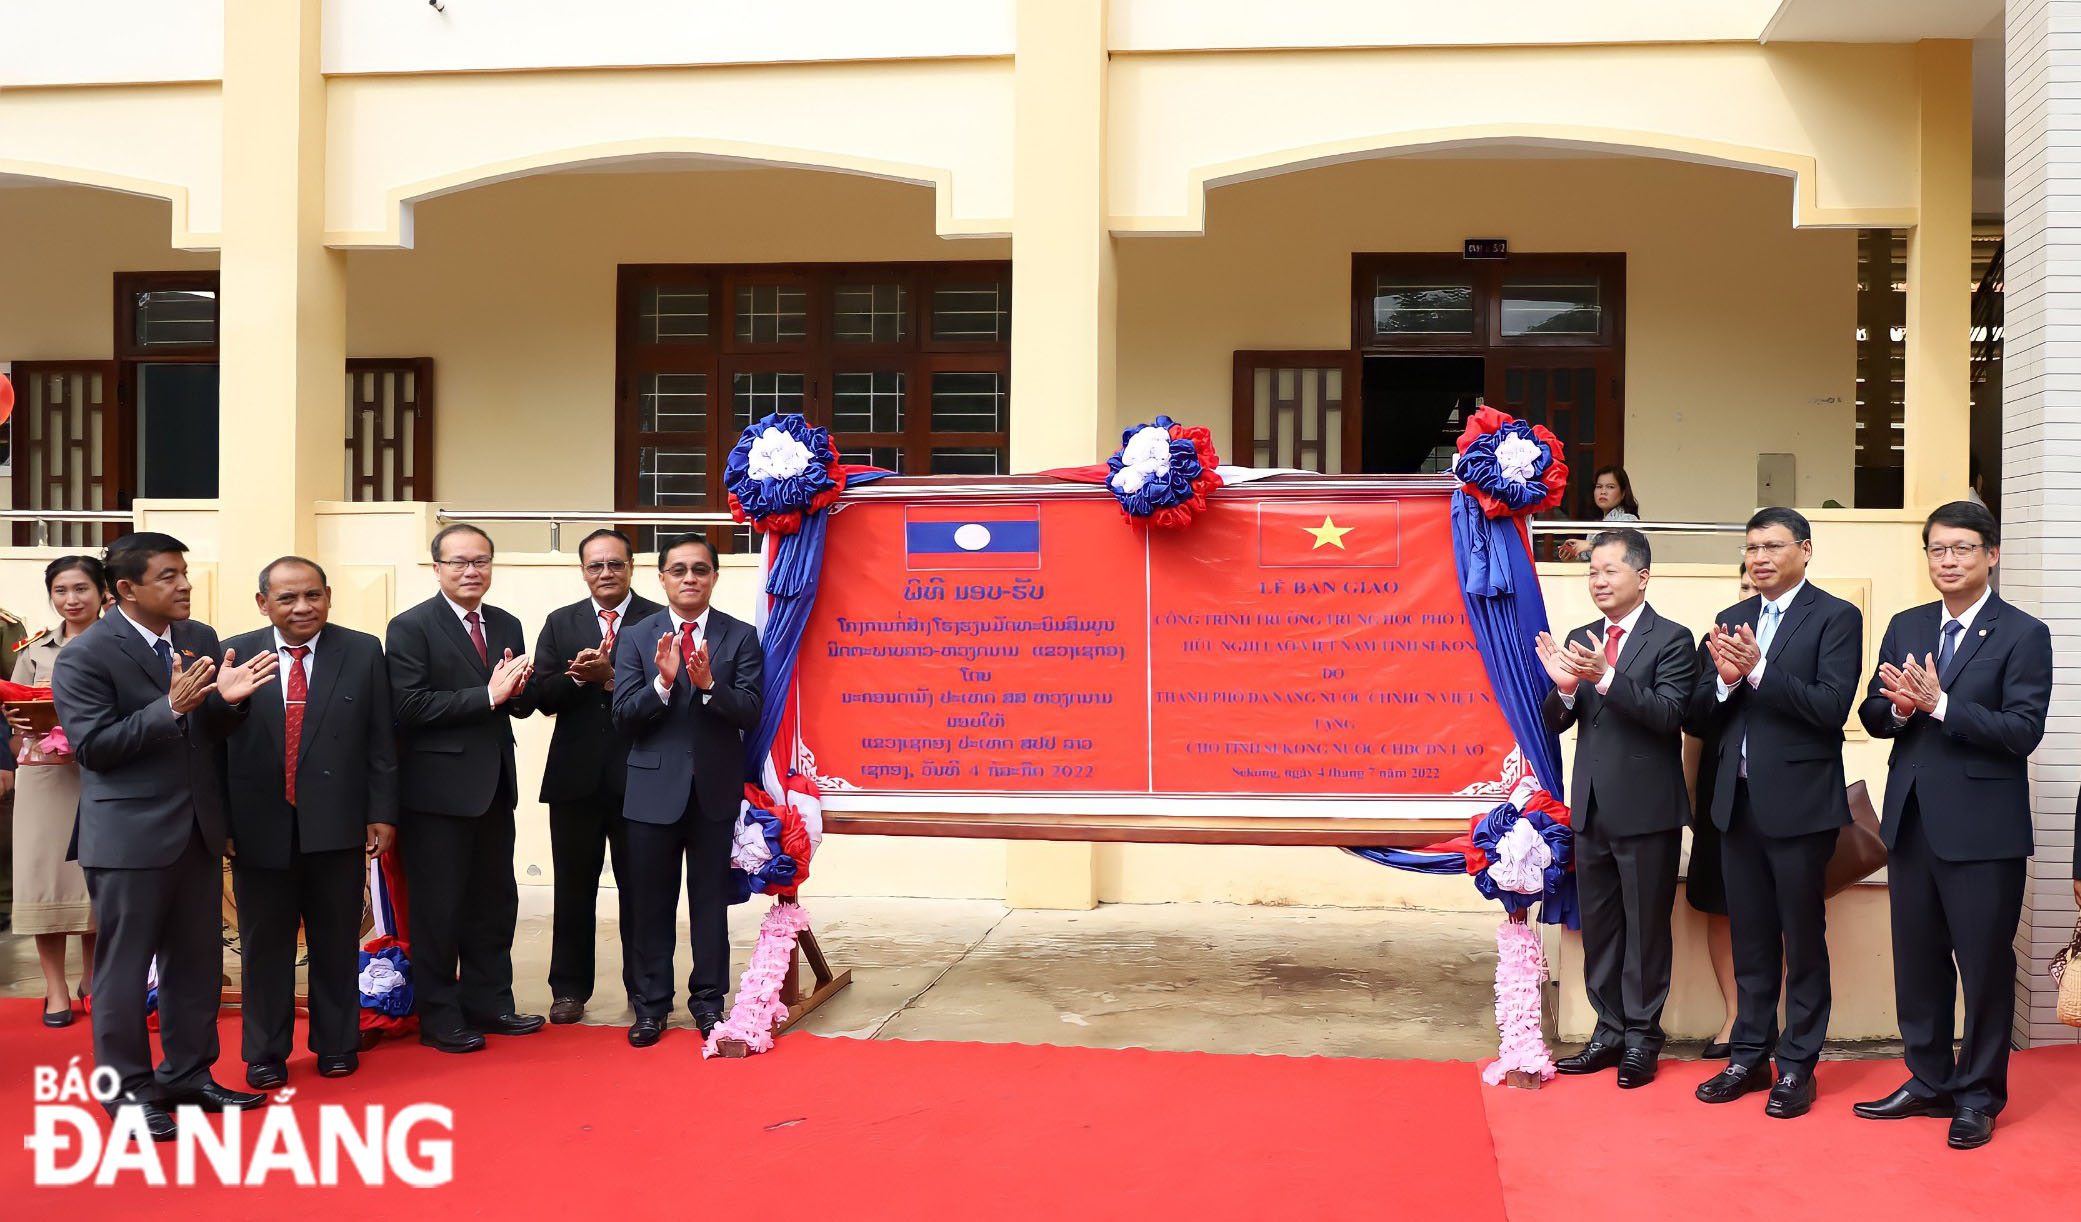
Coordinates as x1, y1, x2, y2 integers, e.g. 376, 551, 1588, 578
662, 564, 716, 579
434, 557, 493, 573
583, 560, 631, 575
1739, 541, 1805, 558
1925, 543, 1985, 560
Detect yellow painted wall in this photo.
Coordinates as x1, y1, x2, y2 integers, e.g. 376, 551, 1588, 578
1115, 156, 1859, 524
0, 185, 217, 359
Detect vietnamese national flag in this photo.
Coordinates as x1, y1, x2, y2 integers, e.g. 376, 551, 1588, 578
1256, 500, 1402, 568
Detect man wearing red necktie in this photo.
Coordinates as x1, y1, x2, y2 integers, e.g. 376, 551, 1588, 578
1536, 527, 1699, 1090
222, 557, 397, 1088
526, 529, 662, 1025
386, 523, 539, 1054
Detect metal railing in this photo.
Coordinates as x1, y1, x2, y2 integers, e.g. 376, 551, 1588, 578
0, 509, 136, 547
435, 509, 738, 552
1529, 519, 1745, 537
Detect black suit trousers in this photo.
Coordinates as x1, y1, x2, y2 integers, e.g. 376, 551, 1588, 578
1575, 802, 1681, 1053
1722, 780, 1837, 1074
84, 827, 222, 1104
401, 803, 519, 1035
547, 794, 633, 1002
232, 841, 366, 1064
1889, 792, 2025, 1115
621, 800, 734, 1021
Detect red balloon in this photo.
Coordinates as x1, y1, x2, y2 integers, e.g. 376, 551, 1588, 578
0, 372, 13, 426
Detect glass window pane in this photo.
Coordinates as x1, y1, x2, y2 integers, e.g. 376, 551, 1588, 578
134, 289, 217, 348
832, 370, 905, 433
638, 373, 709, 432
838, 446, 905, 473
732, 371, 805, 431
930, 371, 1006, 432
1501, 275, 1601, 336
930, 447, 1006, 476
641, 284, 710, 342
834, 283, 907, 344
637, 445, 708, 507
930, 280, 1009, 341
734, 284, 808, 344
1372, 277, 1472, 336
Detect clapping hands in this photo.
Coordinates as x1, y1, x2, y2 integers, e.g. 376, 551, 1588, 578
1877, 653, 1943, 718
1535, 631, 1605, 694
1703, 624, 1762, 685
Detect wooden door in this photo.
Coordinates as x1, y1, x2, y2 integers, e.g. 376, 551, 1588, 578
1231, 351, 1362, 473
1485, 354, 1621, 521
8, 361, 126, 547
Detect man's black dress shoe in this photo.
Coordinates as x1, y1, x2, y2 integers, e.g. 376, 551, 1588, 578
109, 1094, 178, 1143
1616, 1048, 1658, 1089
1853, 1084, 1953, 1120
317, 1053, 358, 1079
692, 1010, 721, 1038
1695, 1063, 1772, 1104
476, 1012, 546, 1037
1555, 1041, 1622, 1075
245, 1062, 288, 1091
1948, 1107, 1995, 1149
627, 1017, 666, 1048
420, 1027, 487, 1054
549, 997, 585, 1025
1765, 1072, 1816, 1118
184, 1081, 269, 1113
1700, 1040, 1731, 1060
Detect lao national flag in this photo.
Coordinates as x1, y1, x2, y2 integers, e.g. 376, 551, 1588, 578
904, 504, 1042, 570
1257, 501, 1402, 568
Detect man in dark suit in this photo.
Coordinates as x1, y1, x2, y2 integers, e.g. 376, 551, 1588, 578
611, 533, 763, 1047
528, 528, 661, 1024
386, 523, 540, 1053
51, 532, 279, 1140
223, 556, 399, 1088
1852, 501, 2050, 1149
1537, 528, 1697, 1089
1690, 507, 1862, 1119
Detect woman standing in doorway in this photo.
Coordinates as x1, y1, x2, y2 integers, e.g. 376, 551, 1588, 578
6, 555, 109, 1027
1558, 466, 1641, 559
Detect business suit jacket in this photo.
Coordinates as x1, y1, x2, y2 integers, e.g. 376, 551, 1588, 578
1856, 595, 2050, 862
385, 594, 536, 817
50, 613, 247, 869
1688, 582, 1862, 839
220, 625, 400, 870
529, 594, 663, 804
610, 606, 763, 825
1541, 603, 1697, 837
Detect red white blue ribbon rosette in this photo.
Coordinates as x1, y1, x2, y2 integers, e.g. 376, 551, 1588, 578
1105, 415, 1224, 528
1452, 406, 1568, 521
1463, 785, 1575, 923
725, 414, 849, 536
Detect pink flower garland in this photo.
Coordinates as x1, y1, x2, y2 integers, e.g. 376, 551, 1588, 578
702, 900, 815, 1058
1482, 916, 1556, 1085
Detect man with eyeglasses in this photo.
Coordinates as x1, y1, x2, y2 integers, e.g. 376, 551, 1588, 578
526, 528, 661, 1025
1690, 507, 1860, 1119
1851, 501, 2049, 1150
611, 534, 763, 1048
386, 522, 540, 1054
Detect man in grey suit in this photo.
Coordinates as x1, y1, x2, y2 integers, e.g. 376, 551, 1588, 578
1537, 527, 1698, 1089
51, 532, 279, 1140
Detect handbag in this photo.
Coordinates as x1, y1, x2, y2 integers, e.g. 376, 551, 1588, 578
1823, 780, 1888, 898
2053, 921, 2081, 1028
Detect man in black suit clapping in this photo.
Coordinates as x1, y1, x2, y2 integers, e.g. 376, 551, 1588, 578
51, 532, 279, 1140
1852, 502, 2050, 1150
1690, 507, 1862, 1119
528, 529, 661, 1024
223, 557, 399, 1089
386, 523, 539, 1053
1537, 527, 1698, 1090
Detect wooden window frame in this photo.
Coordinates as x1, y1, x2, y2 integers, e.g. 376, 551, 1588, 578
114, 270, 221, 362
1351, 253, 1624, 353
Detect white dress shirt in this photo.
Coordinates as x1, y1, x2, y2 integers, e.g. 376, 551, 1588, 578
272, 627, 320, 707
1716, 580, 1807, 700
593, 593, 633, 643
653, 607, 715, 706
441, 593, 502, 707
1893, 586, 1992, 725
1558, 600, 1647, 707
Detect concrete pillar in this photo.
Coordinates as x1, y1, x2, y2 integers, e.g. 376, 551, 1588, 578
1901, 39, 1974, 511
216, 0, 348, 601
2001, 0, 2081, 1048
1003, 0, 1113, 909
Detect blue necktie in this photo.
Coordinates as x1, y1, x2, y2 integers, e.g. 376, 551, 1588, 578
1938, 619, 1964, 677
153, 637, 174, 679
1738, 602, 1782, 777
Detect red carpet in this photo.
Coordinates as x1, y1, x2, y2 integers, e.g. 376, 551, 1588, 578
3, 996, 2075, 1220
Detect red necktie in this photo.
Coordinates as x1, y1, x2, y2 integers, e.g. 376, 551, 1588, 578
465, 610, 488, 665
680, 621, 698, 668
1605, 624, 1624, 667
284, 645, 310, 805
599, 607, 619, 650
